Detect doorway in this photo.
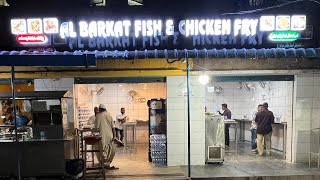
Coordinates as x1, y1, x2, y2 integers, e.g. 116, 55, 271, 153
73, 77, 173, 178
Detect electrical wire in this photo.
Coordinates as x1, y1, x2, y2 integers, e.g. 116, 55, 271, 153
166, 58, 181, 64
42, 78, 62, 91
55, 78, 62, 91
222, 0, 320, 15
42, 79, 51, 91
193, 63, 211, 71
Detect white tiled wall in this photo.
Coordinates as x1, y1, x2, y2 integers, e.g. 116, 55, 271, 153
82, 83, 166, 121
205, 81, 293, 157
73, 83, 165, 144
206, 81, 292, 121
292, 74, 320, 163
34, 78, 75, 124
166, 76, 205, 166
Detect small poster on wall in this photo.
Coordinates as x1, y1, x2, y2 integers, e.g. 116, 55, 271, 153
61, 98, 68, 129
78, 107, 91, 129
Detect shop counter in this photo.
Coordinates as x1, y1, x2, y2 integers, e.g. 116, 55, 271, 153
234, 119, 252, 142
272, 122, 287, 159
0, 138, 75, 177
123, 122, 137, 147
225, 120, 238, 153
232, 120, 287, 159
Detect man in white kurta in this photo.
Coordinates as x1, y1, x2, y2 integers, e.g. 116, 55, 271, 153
95, 104, 118, 169
86, 107, 99, 128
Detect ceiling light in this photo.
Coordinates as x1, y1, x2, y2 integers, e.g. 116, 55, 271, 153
199, 74, 209, 85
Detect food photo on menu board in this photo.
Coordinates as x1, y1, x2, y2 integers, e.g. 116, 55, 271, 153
291, 15, 306, 30
44, 18, 59, 34
276, 16, 290, 30
11, 19, 27, 34
27, 19, 43, 34
260, 16, 275, 31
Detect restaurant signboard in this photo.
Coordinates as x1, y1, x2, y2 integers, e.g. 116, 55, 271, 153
9, 15, 308, 51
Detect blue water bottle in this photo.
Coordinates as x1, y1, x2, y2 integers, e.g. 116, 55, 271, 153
40, 131, 46, 140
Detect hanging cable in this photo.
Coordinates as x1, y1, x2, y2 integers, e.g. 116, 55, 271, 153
222, 0, 320, 15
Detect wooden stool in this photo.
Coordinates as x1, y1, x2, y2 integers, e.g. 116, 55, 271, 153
83, 135, 105, 179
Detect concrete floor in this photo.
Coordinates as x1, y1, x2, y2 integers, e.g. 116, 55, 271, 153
106, 144, 185, 180
182, 142, 320, 179
84, 142, 320, 180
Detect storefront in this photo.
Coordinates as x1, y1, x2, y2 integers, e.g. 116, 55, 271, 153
0, 1, 320, 178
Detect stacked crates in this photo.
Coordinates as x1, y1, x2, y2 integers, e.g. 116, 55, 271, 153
150, 134, 167, 166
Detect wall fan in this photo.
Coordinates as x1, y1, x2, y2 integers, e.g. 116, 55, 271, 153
259, 82, 266, 89
91, 86, 104, 96
128, 90, 138, 97
243, 82, 256, 92
128, 90, 138, 104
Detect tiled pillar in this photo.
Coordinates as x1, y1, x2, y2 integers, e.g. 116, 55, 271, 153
186, 76, 206, 165
285, 81, 294, 162
292, 74, 320, 163
166, 76, 205, 166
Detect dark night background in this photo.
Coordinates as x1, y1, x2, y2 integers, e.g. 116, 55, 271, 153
0, 0, 319, 51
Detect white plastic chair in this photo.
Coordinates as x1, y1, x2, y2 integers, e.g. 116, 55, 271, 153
309, 128, 320, 168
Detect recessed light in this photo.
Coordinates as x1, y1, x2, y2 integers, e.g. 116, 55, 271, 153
118, 84, 123, 87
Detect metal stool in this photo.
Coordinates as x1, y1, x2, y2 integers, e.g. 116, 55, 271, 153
123, 122, 137, 147
309, 128, 320, 168
83, 133, 105, 179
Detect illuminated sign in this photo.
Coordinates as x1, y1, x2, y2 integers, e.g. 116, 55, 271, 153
16, 34, 47, 44
9, 15, 307, 48
269, 31, 300, 41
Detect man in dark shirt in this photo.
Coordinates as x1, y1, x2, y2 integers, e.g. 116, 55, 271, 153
218, 104, 232, 147
255, 102, 274, 156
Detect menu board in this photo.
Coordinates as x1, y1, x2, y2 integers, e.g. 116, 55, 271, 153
27, 19, 43, 34
61, 98, 69, 129
78, 107, 91, 129
43, 18, 59, 34
11, 19, 27, 34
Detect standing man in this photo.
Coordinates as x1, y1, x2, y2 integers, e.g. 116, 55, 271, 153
87, 107, 99, 129
251, 104, 263, 153
115, 107, 128, 144
95, 104, 119, 170
218, 104, 232, 147
255, 102, 275, 156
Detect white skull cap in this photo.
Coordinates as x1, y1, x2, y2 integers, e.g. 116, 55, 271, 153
99, 104, 106, 109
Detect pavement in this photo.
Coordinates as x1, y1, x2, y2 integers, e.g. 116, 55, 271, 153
19, 143, 320, 180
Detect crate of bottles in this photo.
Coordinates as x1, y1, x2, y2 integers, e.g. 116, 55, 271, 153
150, 134, 167, 166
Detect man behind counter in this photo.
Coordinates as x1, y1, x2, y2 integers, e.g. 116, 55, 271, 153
10, 106, 32, 126
218, 103, 232, 147
115, 107, 128, 144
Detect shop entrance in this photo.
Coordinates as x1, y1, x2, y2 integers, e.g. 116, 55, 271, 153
73, 77, 182, 179
203, 75, 294, 166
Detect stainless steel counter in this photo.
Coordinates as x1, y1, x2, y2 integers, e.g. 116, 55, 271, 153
234, 119, 287, 159
234, 119, 252, 142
